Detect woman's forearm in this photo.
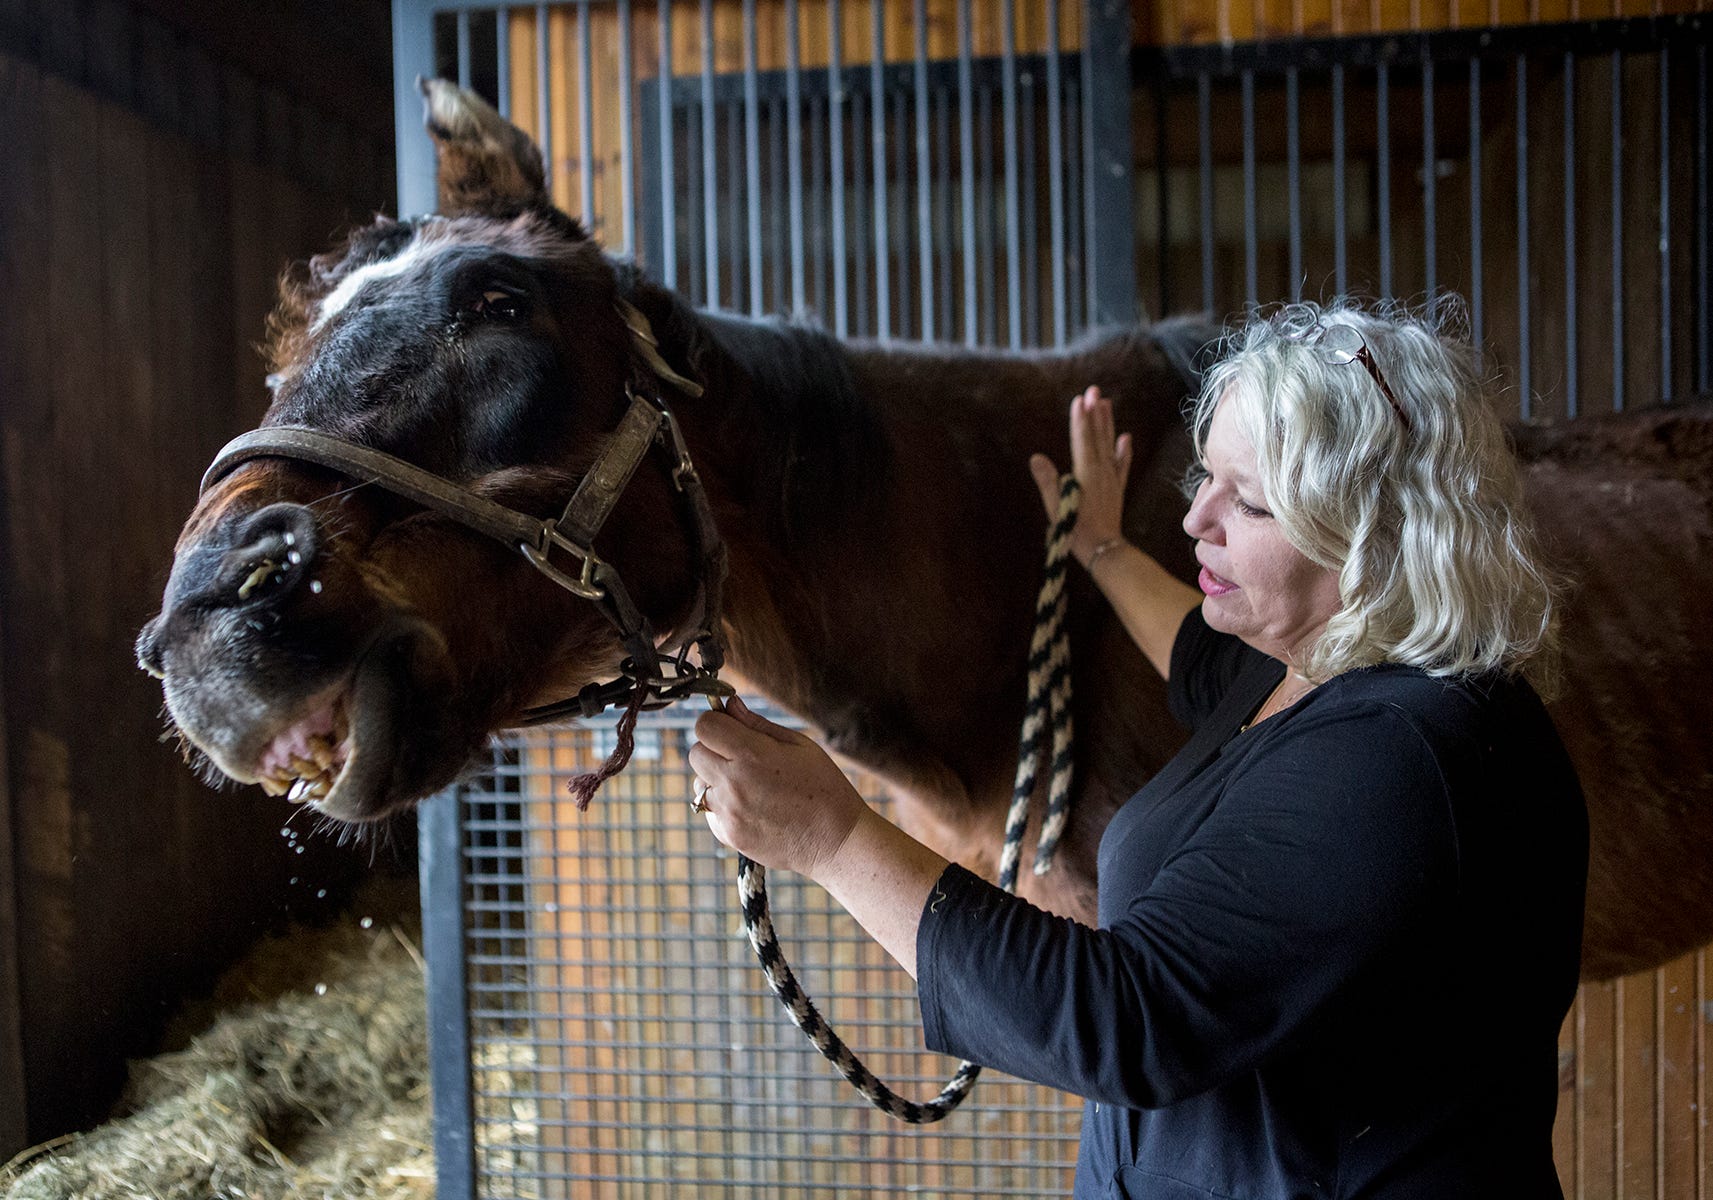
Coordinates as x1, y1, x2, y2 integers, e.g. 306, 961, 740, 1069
812, 807, 952, 980
1082, 541, 1202, 680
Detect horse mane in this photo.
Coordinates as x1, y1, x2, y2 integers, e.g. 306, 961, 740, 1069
618, 267, 893, 550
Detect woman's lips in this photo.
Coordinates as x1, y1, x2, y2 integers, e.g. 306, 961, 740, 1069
1198, 565, 1238, 596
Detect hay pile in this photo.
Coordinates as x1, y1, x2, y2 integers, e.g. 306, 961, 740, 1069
0, 882, 433, 1200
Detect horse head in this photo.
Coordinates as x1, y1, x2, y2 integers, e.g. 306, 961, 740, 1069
137, 81, 710, 823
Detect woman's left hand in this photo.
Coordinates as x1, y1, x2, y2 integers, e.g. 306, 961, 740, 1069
688, 696, 871, 880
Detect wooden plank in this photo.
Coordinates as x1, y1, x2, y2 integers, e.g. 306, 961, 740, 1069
1579, 979, 1620, 1200
1620, 973, 1661, 1196
1554, 996, 1577, 1196
1660, 953, 1700, 1200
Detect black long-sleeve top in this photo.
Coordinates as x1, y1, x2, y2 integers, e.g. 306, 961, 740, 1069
916, 609, 1588, 1199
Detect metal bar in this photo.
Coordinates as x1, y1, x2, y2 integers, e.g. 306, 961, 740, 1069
457, 10, 472, 89
852, 89, 870, 334
1066, 80, 1083, 331
786, 0, 805, 314
871, 0, 890, 340
1660, 46, 1671, 405
771, 92, 787, 312
537, 3, 551, 201
743, 0, 762, 316
1470, 55, 1482, 356
392, 0, 440, 217
937, 85, 954, 340
1378, 62, 1391, 298
1423, 55, 1435, 301
914, 0, 934, 339
578, 0, 595, 224
700, 0, 718, 308
689, 85, 704, 301
729, 98, 746, 311
810, 92, 826, 319
1243, 68, 1257, 309
1003, 0, 1022, 347
496, 5, 511, 118
1564, 51, 1576, 417
420, 787, 476, 1200
959, 0, 978, 345
894, 91, 912, 339
1612, 48, 1624, 412
1022, 75, 1039, 345
618, 0, 635, 256
658, 0, 676, 288
829, 0, 848, 336
1287, 66, 1301, 300
1700, 43, 1709, 396
1517, 53, 1531, 418
980, 83, 997, 345
1083, 0, 1138, 326
1047, 0, 1068, 344
1333, 63, 1346, 297
1200, 70, 1214, 312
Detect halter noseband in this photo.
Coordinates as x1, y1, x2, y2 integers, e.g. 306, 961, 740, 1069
198, 302, 731, 726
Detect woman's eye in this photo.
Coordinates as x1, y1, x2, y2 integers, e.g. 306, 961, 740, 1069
1235, 497, 1272, 518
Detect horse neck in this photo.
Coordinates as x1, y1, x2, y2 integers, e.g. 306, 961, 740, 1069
645, 288, 1194, 785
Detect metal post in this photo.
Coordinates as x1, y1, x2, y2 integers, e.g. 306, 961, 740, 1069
1083, 0, 1137, 326
914, 0, 934, 339
659, 0, 677, 287
1047, 0, 1068, 344
743, 0, 763, 316
392, 0, 440, 217
871, 0, 890, 339
786, 0, 806, 314
420, 787, 476, 1200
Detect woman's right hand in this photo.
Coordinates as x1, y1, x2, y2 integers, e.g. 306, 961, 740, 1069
1029, 385, 1134, 567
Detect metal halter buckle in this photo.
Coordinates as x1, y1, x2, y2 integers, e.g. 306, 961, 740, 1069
519, 522, 607, 600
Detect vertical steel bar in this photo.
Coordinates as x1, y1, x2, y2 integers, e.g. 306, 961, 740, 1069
1470, 56, 1483, 356
1700, 44, 1709, 396
1022, 76, 1039, 346
771, 93, 787, 312
729, 100, 746, 311
1048, 0, 1068, 344
689, 90, 704, 302
1516, 53, 1531, 418
913, 0, 934, 339
1611, 48, 1624, 412
701, 0, 719, 308
894, 91, 912, 338
1083, 0, 1137, 325
1200, 70, 1215, 313
1377, 62, 1391, 298
496, 6, 512, 119
786, 0, 805, 314
1564, 51, 1576, 417
1287, 66, 1302, 300
829, 0, 848, 336
457, 10, 472, 89
659, 0, 677, 288
420, 788, 476, 1200
394, 0, 440, 217
980, 84, 997, 346
937, 86, 954, 340
618, 0, 636, 257
536, 3, 552, 210
1067, 81, 1083, 331
743, 0, 763, 316
853, 90, 870, 334
810, 92, 826, 319
1003, 0, 1022, 347
1243, 68, 1257, 310
870, 0, 890, 340
959, 0, 978, 345
1659, 46, 1672, 405
1423, 55, 1435, 301
1333, 63, 1346, 297
578, 0, 595, 225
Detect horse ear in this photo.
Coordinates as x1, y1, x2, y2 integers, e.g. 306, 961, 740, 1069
418, 77, 577, 229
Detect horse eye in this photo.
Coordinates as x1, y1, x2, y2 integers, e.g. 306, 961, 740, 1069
467, 288, 526, 322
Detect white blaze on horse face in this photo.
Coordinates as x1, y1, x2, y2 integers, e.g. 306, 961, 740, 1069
309, 235, 446, 335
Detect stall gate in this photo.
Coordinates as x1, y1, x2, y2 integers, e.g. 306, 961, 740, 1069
394, 2, 1713, 1196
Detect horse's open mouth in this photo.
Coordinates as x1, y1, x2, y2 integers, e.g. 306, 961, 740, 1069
256, 691, 352, 803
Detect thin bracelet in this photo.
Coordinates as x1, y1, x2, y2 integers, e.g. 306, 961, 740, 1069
1085, 536, 1126, 571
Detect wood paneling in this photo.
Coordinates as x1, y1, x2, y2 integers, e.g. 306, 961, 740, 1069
0, 2, 394, 1152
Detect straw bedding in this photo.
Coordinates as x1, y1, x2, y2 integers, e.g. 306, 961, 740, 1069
0, 881, 433, 1200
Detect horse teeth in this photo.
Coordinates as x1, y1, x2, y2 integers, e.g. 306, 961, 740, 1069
307, 778, 332, 799
287, 779, 311, 802
259, 777, 289, 797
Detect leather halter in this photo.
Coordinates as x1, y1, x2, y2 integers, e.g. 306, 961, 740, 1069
199, 302, 731, 726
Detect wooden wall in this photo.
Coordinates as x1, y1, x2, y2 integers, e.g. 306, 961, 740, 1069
0, 0, 395, 1153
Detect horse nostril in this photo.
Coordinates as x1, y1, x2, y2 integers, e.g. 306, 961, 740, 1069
227, 504, 320, 609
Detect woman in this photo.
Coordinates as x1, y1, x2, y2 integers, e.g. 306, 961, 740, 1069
689, 301, 1588, 1199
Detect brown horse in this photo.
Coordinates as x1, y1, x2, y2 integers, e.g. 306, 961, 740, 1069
138, 81, 1713, 982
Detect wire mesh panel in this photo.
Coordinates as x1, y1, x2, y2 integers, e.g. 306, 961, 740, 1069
449, 710, 1081, 1199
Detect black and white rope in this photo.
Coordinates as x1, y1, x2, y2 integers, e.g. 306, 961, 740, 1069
730, 476, 1082, 1123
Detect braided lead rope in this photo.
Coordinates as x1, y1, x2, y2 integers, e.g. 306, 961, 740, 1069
731, 477, 1083, 1123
